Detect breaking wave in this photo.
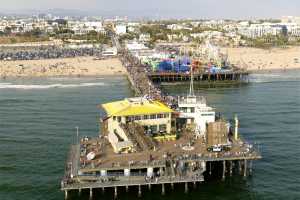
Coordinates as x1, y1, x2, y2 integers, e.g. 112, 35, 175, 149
47, 77, 105, 81
0, 82, 105, 89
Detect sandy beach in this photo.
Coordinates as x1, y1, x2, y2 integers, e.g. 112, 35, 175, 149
0, 57, 126, 78
1, 46, 300, 78
223, 46, 300, 72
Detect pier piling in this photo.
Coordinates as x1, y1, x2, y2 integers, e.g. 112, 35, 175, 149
239, 160, 242, 175
230, 161, 233, 176
114, 187, 118, 199
138, 185, 142, 197
244, 159, 248, 177
89, 188, 93, 200
162, 184, 165, 195
222, 160, 226, 180
171, 183, 174, 190
185, 182, 188, 193
64, 190, 68, 200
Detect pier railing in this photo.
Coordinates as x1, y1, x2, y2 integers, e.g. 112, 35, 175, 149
62, 173, 204, 190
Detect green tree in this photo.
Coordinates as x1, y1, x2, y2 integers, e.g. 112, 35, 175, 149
4, 27, 12, 35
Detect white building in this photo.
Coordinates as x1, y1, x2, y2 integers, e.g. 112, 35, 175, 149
115, 24, 127, 35
285, 23, 300, 37
68, 21, 105, 35
102, 97, 174, 153
139, 33, 151, 42
238, 23, 285, 38
191, 31, 223, 39
127, 22, 140, 32
102, 47, 118, 57
167, 24, 192, 31
177, 76, 215, 138
126, 41, 148, 51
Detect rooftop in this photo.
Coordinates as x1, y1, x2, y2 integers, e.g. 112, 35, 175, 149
102, 97, 173, 117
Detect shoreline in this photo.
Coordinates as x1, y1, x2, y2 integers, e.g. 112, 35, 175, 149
0, 74, 127, 80
0, 73, 127, 79
248, 67, 300, 74
1, 66, 299, 80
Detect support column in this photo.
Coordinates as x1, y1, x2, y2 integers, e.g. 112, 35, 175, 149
126, 185, 129, 192
193, 181, 196, 188
222, 160, 226, 180
171, 183, 174, 190
102, 187, 105, 194
244, 159, 247, 177
64, 190, 68, 200
239, 160, 242, 175
89, 188, 93, 200
249, 160, 253, 175
138, 185, 142, 197
209, 162, 212, 175
162, 183, 165, 195
114, 187, 117, 199
148, 184, 151, 191
230, 161, 233, 176
78, 189, 81, 196
234, 115, 239, 140
184, 182, 188, 193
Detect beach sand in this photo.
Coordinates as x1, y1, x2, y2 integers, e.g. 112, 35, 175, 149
223, 46, 300, 72
0, 57, 126, 78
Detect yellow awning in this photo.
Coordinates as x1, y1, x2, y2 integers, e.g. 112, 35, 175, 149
102, 97, 173, 117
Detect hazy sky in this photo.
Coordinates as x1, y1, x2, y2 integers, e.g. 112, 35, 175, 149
1, 0, 299, 18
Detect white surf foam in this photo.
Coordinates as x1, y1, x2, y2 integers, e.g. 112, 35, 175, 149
0, 82, 105, 89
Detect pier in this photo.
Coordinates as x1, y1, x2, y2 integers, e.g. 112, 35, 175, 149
148, 71, 249, 83
62, 132, 261, 199
61, 34, 261, 199
117, 41, 249, 103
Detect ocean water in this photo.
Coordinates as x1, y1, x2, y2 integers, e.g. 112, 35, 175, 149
0, 70, 299, 200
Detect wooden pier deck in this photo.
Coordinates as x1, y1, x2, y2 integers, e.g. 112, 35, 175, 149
61, 132, 261, 193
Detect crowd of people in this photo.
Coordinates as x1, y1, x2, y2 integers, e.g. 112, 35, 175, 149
0, 46, 103, 61
119, 49, 176, 106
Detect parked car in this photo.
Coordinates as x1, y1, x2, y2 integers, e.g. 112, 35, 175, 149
207, 145, 222, 152
207, 144, 232, 152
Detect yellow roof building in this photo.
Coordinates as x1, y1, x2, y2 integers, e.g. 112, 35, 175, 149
102, 97, 173, 117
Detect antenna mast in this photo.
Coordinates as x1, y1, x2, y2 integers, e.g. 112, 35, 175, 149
189, 64, 195, 96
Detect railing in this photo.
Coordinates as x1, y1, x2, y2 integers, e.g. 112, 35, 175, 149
62, 174, 205, 190
178, 96, 207, 105
80, 159, 166, 172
